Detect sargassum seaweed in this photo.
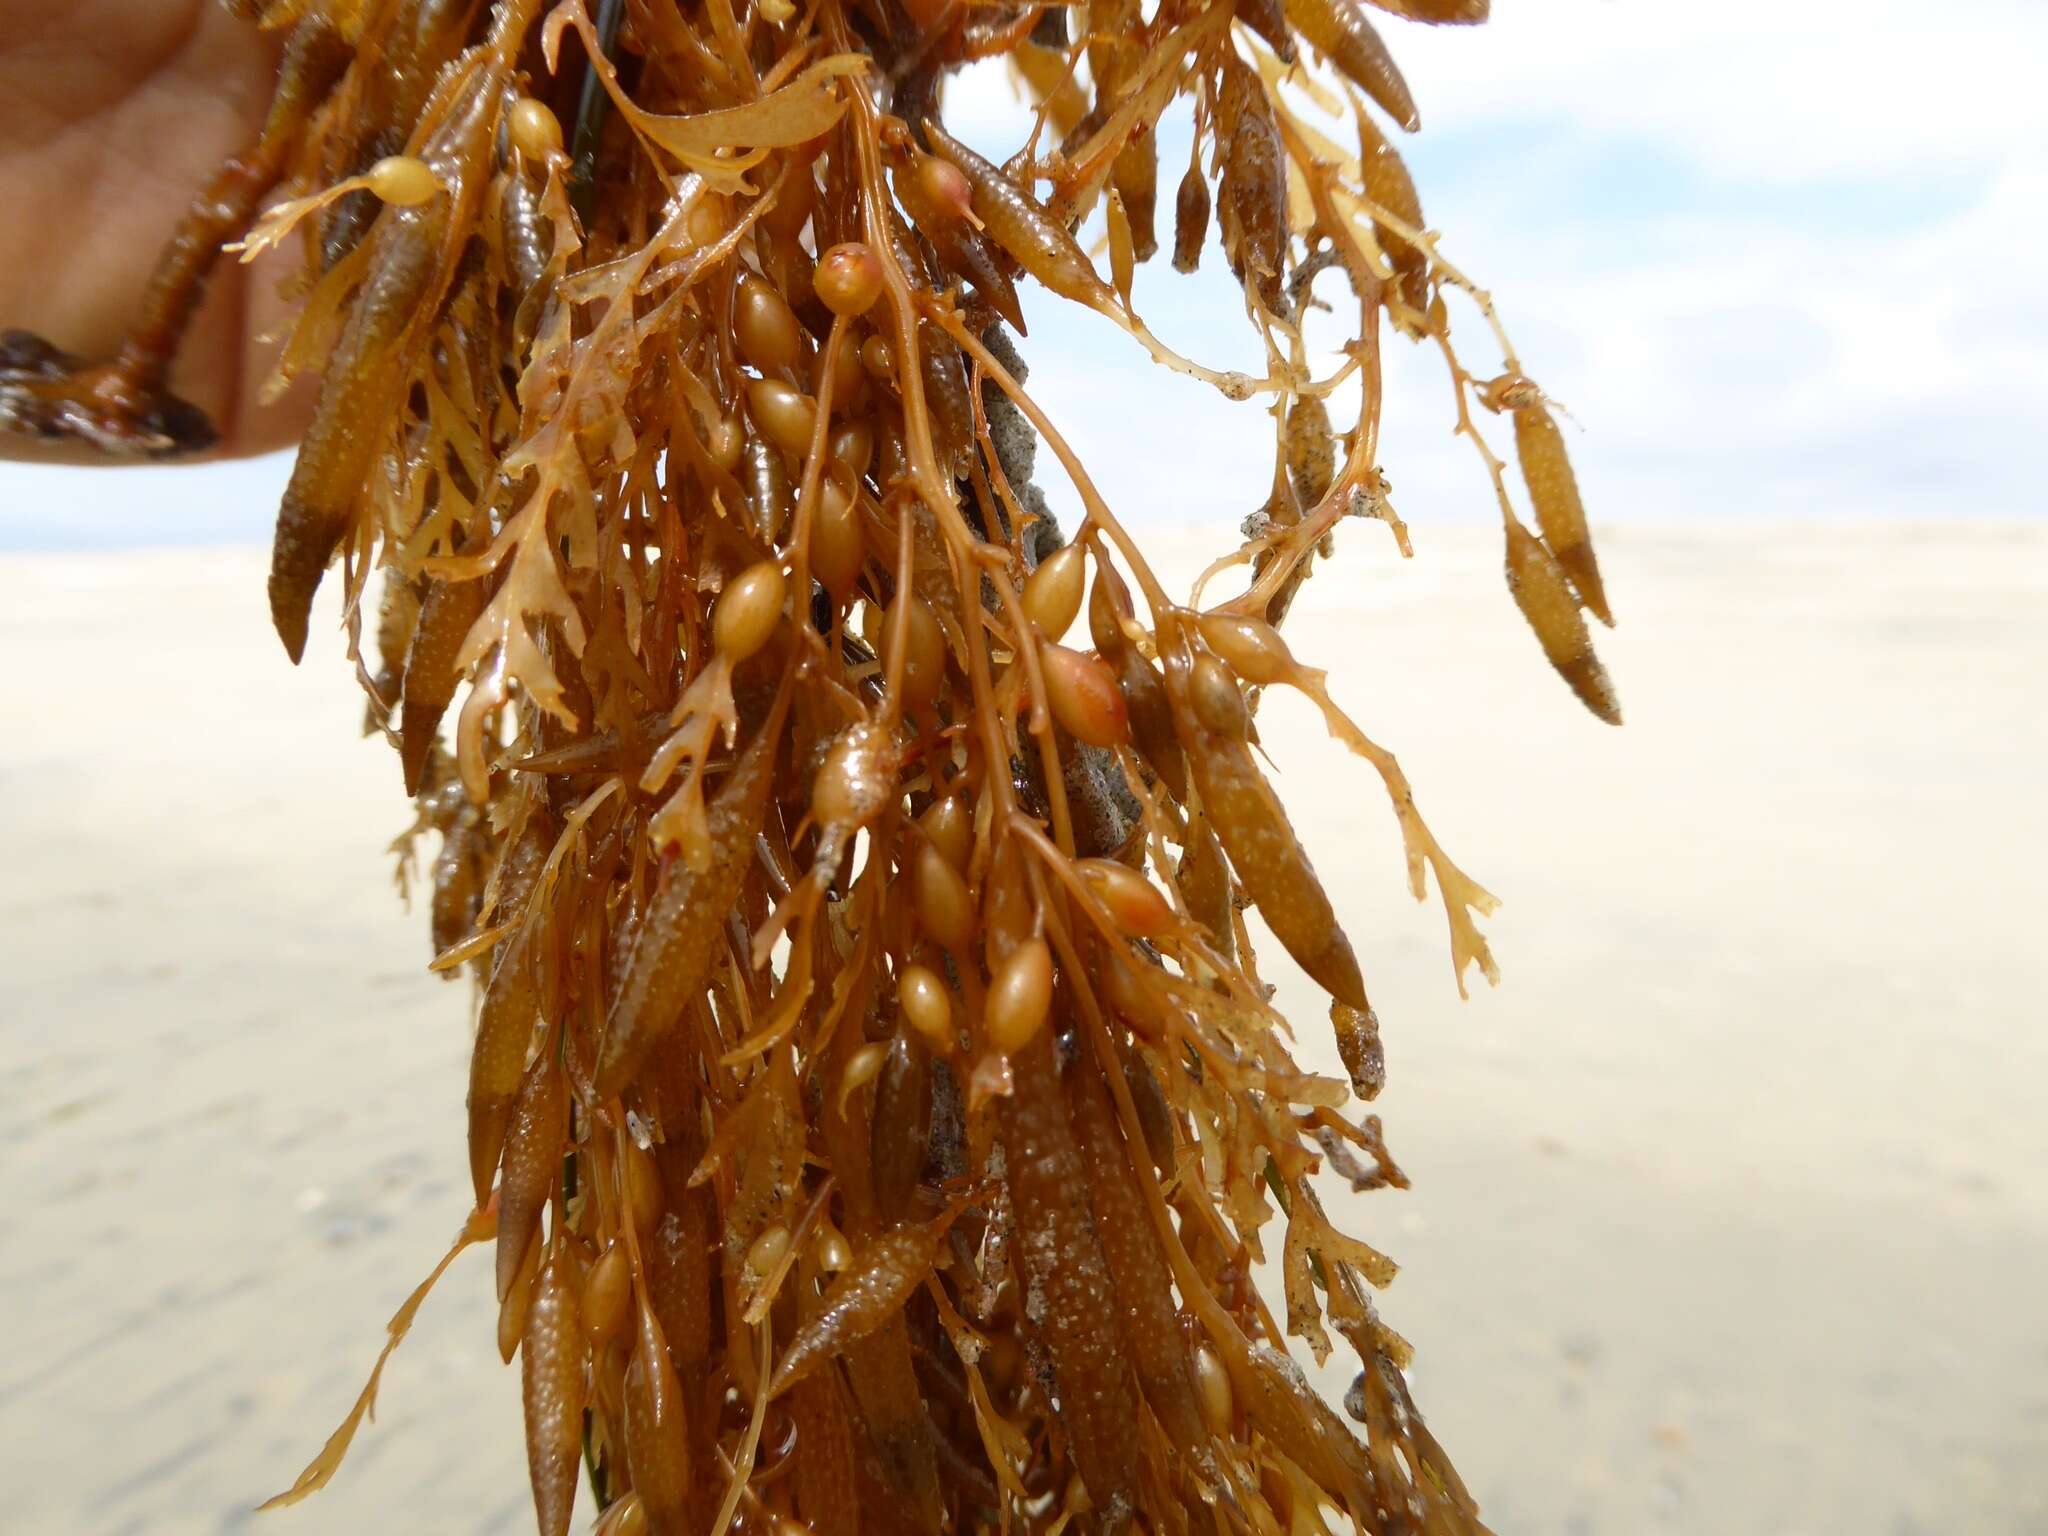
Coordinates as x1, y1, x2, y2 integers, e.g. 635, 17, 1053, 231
0, 0, 1626, 1531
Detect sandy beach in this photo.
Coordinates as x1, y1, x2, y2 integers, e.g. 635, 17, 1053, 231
1, 519, 2042, 1536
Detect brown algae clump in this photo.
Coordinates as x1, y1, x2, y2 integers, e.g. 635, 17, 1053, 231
2, 0, 1628, 1531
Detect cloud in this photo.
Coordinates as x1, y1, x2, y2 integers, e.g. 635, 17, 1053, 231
1387, 0, 2048, 186
986, 0, 2048, 534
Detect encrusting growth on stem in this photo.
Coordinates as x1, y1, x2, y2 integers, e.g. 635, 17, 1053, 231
2, 0, 1627, 1531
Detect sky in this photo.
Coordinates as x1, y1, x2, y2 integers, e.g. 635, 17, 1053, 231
2, 0, 2043, 551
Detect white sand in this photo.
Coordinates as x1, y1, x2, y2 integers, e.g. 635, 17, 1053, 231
0, 520, 2042, 1535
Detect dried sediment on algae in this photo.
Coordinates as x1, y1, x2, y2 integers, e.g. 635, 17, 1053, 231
0, 0, 1625, 1531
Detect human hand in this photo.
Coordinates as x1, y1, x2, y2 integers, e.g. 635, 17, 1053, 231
0, 0, 308, 461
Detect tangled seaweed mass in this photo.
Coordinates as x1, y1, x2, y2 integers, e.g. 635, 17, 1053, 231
1, 0, 1628, 1531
